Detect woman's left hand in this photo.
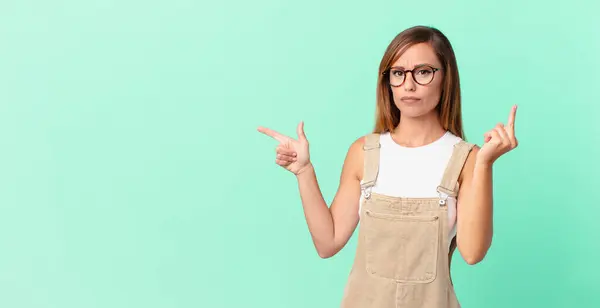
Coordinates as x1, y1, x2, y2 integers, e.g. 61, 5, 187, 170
477, 105, 519, 165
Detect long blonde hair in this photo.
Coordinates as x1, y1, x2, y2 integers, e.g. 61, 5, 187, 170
373, 26, 466, 140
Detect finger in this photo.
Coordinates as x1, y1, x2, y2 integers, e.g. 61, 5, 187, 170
296, 121, 307, 142
489, 129, 501, 143
277, 152, 297, 162
275, 158, 291, 166
507, 105, 517, 131
494, 125, 510, 146
257, 126, 289, 143
484, 132, 492, 143
502, 126, 518, 148
276, 146, 297, 157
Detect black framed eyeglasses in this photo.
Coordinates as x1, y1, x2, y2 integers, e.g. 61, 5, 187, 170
382, 65, 440, 87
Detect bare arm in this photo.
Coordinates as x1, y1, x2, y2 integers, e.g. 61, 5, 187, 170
295, 138, 364, 258
456, 105, 518, 265
456, 146, 494, 265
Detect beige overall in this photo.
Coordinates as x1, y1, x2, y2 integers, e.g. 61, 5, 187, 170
340, 133, 475, 308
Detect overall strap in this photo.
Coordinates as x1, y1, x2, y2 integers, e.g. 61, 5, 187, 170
437, 140, 476, 198
439, 140, 475, 277
360, 133, 381, 198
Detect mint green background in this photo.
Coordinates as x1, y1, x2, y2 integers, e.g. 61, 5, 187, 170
1, 1, 599, 307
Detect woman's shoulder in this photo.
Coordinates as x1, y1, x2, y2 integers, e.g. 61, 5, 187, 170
343, 134, 375, 181
345, 131, 386, 165
442, 131, 463, 143
443, 131, 479, 149
349, 131, 388, 151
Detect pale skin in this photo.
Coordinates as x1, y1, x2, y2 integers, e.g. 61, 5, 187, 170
257, 43, 518, 264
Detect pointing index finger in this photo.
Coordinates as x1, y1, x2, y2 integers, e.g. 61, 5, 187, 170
508, 105, 517, 128
257, 126, 289, 143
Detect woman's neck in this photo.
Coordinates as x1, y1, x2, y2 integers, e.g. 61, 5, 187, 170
391, 113, 446, 147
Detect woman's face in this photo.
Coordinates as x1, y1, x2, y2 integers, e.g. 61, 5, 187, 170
388, 43, 444, 119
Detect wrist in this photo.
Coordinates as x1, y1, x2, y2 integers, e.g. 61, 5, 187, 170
295, 162, 314, 177
475, 151, 495, 169
474, 159, 493, 170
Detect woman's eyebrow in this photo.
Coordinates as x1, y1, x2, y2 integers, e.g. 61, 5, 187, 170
390, 63, 435, 70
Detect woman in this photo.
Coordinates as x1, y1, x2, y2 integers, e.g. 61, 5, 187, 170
257, 25, 518, 308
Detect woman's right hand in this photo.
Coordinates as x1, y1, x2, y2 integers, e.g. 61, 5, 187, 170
257, 121, 312, 175
258, 122, 363, 258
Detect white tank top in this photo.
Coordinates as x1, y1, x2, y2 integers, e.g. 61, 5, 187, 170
359, 130, 463, 249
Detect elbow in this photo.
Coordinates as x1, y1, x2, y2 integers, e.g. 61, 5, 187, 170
458, 235, 492, 265
464, 255, 484, 265
318, 252, 334, 259
316, 245, 339, 259
459, 243, 490, 265
461, 248, 489, 265
317, 249, 336, 259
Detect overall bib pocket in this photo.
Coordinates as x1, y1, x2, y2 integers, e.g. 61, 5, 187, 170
363, 209, 440, 283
